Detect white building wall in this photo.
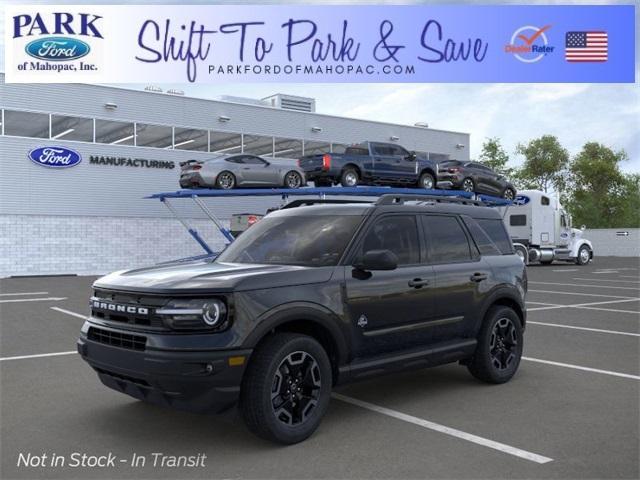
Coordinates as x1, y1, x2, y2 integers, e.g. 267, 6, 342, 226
584, 228, 640, 257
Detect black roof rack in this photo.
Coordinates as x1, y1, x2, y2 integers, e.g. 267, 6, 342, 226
375, 194, 487, 207
280, 199, 372, 209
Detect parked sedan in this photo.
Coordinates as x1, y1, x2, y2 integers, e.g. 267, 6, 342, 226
179, 154, 306, 189
437, 160, 516, 200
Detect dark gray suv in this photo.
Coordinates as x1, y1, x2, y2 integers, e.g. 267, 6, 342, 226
78, 195, 527, 444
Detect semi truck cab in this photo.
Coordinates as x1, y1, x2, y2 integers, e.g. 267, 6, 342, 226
499, 190, 593, 265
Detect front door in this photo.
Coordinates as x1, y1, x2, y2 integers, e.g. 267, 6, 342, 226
240, 155, 275, 185
344, 214, 436, 357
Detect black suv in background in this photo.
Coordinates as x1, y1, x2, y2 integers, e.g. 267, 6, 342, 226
78, 195, 527, 444
438, 160, 517, 200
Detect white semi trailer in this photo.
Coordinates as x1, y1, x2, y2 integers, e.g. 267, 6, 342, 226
498, 190, 594, 266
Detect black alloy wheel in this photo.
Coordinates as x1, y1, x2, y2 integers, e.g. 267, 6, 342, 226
216, 171, 236, 189
489, 317, 518, 371
503, 188, 516, 200
271, 351, 321, 426
284, 171, 303, 189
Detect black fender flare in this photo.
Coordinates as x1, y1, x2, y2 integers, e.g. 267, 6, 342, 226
474, 287, 526, 335
242, 302, 350, 366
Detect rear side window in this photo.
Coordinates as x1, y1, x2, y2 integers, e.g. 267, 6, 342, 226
345, 147, 369, 156
476, 219, 513, 254
360, 216, 420, 265
422, 216, 472, 263
510, 215, 527, 226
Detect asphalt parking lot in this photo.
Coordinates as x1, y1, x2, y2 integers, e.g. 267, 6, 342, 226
1, 256, 638, 479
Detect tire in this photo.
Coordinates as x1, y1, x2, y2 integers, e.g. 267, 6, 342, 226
340, 168, 359, 187
514, 245, 528, 265
467, 306, 523, 384
461, 177, 475, 193
503, 188, 516, 201
240, 333, 332, 444
284, 171, 303, 189
216, 171, 236, 189
576, 245, 591, 265
418, 172, 435, 190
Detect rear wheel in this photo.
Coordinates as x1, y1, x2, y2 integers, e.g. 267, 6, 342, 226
418, 172, 435, 190
340, 168, 359, 187
503, 188, 516, 200
240, 333, 332, 444
462, 177, 475, 192
576, 245, 591, 265
216, 171, 236, 189
284, 171, 303, 189
467, 306, 523, 384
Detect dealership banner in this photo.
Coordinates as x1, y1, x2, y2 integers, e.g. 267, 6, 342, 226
4, 4, 635, 83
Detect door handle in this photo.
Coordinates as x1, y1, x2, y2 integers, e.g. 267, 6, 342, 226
242, 167, 251, 170
470, 272, 488, 282
408, 278, 430, 288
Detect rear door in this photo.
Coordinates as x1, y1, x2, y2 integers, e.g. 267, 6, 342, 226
421, 214, 490, 338
343, 214, 436, 356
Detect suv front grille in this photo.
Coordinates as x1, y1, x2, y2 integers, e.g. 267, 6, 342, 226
88, 327, 146, 351
91, 290, 169, 330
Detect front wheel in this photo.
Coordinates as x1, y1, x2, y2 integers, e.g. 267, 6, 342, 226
418, 172, 435, 190
503, 188, 516, 200
461, 177, 475, 193
467, 306, 523, 384
576, 245, 591, 265
284, 171, 303, 189
240, 333, 332, 444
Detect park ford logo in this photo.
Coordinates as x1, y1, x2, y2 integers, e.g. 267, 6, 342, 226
28, 146, 82, 168
26, 37, 90, 61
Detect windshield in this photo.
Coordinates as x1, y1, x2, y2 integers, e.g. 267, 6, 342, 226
216, 214, 364, 267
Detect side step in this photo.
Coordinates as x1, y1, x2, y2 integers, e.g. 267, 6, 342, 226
337, 338, 477, 384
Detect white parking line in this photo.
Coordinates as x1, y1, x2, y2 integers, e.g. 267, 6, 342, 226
332, 393, 553, 464
575, 306, 640, 315
0, 351, 77, 362
551, 269, 579, 272
523, 357, 640, 381
527, 321, 640, 337
527, 297, 640, 312
572, 278, 640, 284
529, 290, 637, 299
620, 275, 640, 279
51, 307, 87, 319
593, 271, 619, 274
529, 281, 639, 291
0, 297, 67, 304
0, 291, 49, 296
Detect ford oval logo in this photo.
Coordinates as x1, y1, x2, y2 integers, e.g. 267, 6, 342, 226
25, 37, 90, 62
28, 146, 82, 168
513, 195, 530, 206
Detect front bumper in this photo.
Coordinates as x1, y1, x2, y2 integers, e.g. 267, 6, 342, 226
77, 322, 251, 413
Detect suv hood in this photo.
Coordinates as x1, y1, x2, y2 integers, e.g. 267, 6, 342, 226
94, 259, 334, 294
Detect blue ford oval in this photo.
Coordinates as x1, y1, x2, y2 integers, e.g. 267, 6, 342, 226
25, 37, 90, 62
28, 146, 82, 168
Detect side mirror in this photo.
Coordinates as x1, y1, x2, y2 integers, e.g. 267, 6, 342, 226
407, 151, 417, 161
354, 249, 398, 271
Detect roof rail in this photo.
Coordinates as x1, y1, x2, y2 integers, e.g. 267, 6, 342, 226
375, 194, 487, 207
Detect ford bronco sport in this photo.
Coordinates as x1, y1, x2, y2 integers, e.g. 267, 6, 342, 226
78, 194, 526, 444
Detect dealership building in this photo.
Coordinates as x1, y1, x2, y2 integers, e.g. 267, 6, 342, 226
0, 73, 470, 277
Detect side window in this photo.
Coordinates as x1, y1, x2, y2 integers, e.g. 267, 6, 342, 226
463, 218, 500, 256
510, 215, 527, 226
561, 214, 567, 227
476, 219, 514, 254
541, 196, 550, 206
226, 156, 243, 164
360, 216, 420, 265
243, 155, 266, 165
422, 215, 472, 263
391, 146, 410, 157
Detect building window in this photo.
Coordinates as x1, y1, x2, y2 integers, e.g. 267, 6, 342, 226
303, 140, 331, 156
95, 119, 135, 145
243, 134, 274, 156
273, 137, 303, 159
135, 123, 173, 149
49, 114, 94, 142
210, 131, 243, 154
173, 127, 208, 151
3, 110, 49, 138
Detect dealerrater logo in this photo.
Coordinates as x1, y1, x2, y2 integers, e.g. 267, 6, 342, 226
12, 12, 103, 73
505, 25, 554, 63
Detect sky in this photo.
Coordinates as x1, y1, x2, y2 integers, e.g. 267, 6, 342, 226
1, 0, 638, 172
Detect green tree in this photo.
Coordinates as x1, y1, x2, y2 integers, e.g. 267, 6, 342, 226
565, 142, 638, 228
516, 135, 569, 193
479, 137, 511, 174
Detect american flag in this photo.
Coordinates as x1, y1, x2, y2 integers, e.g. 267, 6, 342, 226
565, 31, 608, 62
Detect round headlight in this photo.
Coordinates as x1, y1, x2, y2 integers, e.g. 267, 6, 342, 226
203, 301, 225, 326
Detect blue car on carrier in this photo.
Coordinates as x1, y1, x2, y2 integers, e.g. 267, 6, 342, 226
298, 141, 441, 189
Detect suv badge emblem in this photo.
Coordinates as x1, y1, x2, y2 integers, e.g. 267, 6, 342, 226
357, 314, 368, 328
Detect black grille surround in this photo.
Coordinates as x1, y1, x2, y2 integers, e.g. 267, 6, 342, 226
88, 326, 147, 351
90, 290, 169, 331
